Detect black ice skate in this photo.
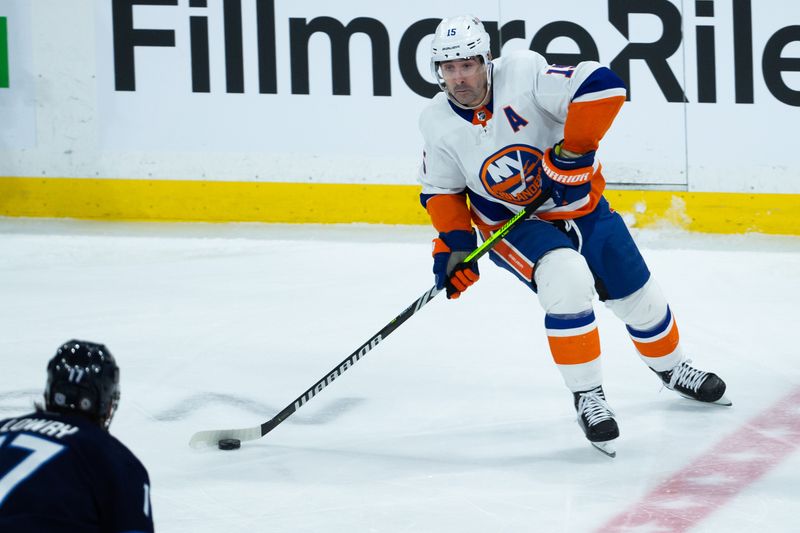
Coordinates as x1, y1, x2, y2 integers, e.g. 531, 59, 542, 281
574, 386, 619, 458
654, 359, 732, 406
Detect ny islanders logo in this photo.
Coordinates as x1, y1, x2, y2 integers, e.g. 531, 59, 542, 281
479, 145, 543, 205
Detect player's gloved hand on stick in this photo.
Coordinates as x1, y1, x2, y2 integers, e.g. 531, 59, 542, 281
541, 142, 597, 206
432, 229, 480, 299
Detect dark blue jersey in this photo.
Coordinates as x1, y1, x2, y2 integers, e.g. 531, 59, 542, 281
0, 410, 154, 533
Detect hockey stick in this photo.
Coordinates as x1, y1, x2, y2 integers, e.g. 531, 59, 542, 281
189, 197, 544, 449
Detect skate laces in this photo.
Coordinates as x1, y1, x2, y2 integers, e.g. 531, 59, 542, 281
577, 387, 615, 426
667, 359, 707, 393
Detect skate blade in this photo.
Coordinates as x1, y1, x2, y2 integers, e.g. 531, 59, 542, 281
590, 440, 616, 458
678, 391, 732, 406
713, 393, 732, 406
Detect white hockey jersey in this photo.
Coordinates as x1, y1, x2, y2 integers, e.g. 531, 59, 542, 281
418, 50, 626, 233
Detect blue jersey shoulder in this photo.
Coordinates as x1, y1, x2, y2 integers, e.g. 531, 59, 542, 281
574, 67, 627, 100
0, 411, 153, 533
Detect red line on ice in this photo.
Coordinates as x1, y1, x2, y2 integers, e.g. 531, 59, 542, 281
598, 386, 800, 532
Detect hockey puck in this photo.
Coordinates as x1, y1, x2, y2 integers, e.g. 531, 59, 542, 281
218, 438, 241, 450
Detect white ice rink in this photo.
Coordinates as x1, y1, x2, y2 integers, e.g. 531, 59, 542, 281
1, 218, 799, 533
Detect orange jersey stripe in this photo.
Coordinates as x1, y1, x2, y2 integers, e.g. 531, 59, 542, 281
425, 193, 473, 233
562, 96, 626, 154
631, 320, 681, 358
474, 173, 606, 229
548, 328, 601, 365
491, 237, 534, 281
474, 216, 507, 233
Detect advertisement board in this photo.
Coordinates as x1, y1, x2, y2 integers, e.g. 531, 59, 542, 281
0, 0, 798, 231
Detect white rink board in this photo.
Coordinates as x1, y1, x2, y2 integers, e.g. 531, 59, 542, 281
0, 0, 798, 192
0, 1, 35, 149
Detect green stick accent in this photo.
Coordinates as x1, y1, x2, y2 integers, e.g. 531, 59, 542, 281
463, 207, 529, 264
0, 17, 8, 88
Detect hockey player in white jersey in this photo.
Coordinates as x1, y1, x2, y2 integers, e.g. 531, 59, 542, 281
418, 15, 730, 457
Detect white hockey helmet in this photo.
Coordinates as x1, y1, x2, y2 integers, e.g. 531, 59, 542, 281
430, 15, 493, 109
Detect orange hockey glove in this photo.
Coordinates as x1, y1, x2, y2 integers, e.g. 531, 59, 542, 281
432, 230, 480, 299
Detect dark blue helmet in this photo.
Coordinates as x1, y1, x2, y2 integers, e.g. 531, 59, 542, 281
45, 340, 120, 429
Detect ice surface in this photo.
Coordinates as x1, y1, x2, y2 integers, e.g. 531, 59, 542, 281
1, 218, 799, 532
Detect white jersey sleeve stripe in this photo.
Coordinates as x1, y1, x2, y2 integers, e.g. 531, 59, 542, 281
572, 87, 628, 103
